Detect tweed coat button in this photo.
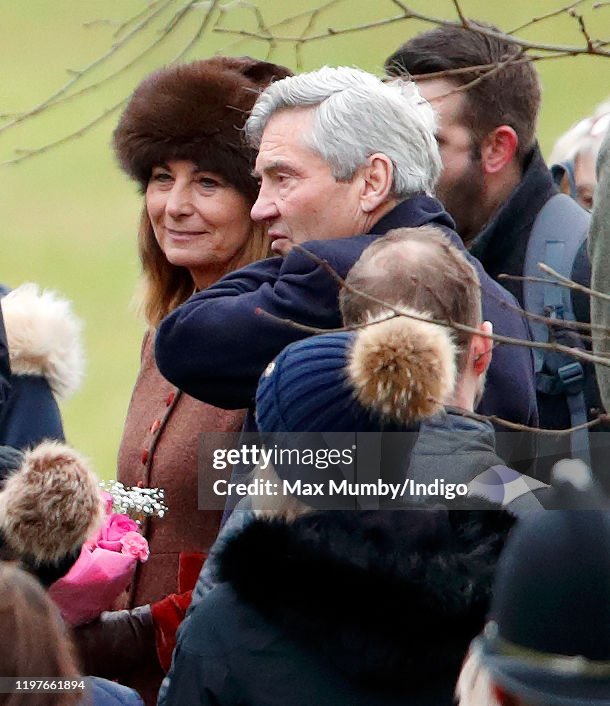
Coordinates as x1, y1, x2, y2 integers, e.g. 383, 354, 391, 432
141, 448, 149, 465
150, 419, 161, 434
166, 392, 175, 406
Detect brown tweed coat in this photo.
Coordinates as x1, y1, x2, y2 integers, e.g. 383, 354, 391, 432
117, 331, 245, 608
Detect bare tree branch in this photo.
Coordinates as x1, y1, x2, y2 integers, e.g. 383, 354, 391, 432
508, 0, 589, 35
212, 2, 610, 58
539, 262, 610, 302
255, 245, 610, 370
500, 265, 610, 304
451, 405, 609, 435
0, 0, 173, 134
6, 0, 199, 120
0, 100, 127, 167
170, 0, 221, 62
569, 6, 595, 50
2, 0, 609, 161
451, 0, 469, 27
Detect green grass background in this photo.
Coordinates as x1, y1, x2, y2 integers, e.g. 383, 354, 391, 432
1, 0, 608, 479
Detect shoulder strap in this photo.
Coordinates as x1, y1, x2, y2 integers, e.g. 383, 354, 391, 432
524, 193, 590, 342
523, 193, 591, 465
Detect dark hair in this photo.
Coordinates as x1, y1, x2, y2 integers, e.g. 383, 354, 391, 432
385, 22, 540, 165
340, 226, 481, 370
0, 564, 81, 706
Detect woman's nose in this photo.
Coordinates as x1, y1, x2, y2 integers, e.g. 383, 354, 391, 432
165, 182, 195, 218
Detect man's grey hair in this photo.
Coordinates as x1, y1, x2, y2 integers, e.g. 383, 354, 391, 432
245, 66, 442, 199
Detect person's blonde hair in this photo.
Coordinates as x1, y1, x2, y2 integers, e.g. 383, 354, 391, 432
135, 206, 270, 327
0, 564, 81, 706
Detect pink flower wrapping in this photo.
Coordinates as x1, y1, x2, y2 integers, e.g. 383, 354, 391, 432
49, 511, 149, 626
120, 531, 150, 561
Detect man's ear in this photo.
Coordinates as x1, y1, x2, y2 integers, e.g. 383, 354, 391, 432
472, 321, 493, 375
480, 126, 518, 175
360, 153, 394, 213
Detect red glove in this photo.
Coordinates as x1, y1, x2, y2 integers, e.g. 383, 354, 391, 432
151, 591, 194, 671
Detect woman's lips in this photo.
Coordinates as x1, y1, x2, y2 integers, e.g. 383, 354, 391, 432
166, 228, 206, 240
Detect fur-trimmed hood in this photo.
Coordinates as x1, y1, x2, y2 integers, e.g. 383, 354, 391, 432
0, 441, 103, 564
0, 283, 85, 398
218, 503, 516, 694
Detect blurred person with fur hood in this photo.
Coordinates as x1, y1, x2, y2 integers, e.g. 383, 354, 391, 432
71, 56, 291, 703
0, 441, 103, 588
0, 443, 148, 705
0, 283, 84, 448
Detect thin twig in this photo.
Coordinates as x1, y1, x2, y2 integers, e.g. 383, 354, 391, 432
112, 0, 167, 38
498, 271, 610, 304
256, 245, 610, 369
570, 7, 595, 50
167, 0, 221, 63
0, 99, 127, 167
294, 0, 342, 71
423, 49, 527, 103
14, 0, 198, 118
212, 3, 610, 58
452, 0, 469, 27
0, 0, 173, 134
452, 406, 609, 435
486, 272, 610, 338
508, 0, 588, 34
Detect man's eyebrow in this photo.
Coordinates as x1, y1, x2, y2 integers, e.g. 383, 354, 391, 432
252, 161, 299, 179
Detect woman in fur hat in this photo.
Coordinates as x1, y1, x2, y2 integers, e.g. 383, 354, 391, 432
72, 56, 291, 703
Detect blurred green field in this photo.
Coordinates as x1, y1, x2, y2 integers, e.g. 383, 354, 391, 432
1, 0, 608, 479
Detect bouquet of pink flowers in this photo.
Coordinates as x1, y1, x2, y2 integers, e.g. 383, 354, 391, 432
49, 491, 151, 626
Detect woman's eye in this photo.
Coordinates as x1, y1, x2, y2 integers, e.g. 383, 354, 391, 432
151, 171, 172, 183
198, 177, 220, 188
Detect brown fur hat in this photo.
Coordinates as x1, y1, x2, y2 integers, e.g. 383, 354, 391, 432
113, 56, 292, 199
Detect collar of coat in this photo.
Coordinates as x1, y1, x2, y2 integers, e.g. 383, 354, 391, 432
217, 502, 515, 694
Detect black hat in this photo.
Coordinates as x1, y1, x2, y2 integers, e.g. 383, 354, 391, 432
475, 504, 610, 705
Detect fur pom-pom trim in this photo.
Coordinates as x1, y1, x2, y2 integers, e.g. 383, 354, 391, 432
0, 441, 104, 565
1, 283, 85, 398
348, 311, 457, 424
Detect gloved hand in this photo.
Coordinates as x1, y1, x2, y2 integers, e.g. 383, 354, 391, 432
71, 604, 158, 679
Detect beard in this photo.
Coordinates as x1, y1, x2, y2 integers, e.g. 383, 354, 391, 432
435, 158, 487, 247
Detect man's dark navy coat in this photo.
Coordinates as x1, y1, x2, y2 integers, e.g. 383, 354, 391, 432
156, 195, 538, 427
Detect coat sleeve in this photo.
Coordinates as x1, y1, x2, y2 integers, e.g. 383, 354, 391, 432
155, 249, 344, 409
0, 376, 64, 448
159, 587, 244, 706
589, 128, 610, 411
